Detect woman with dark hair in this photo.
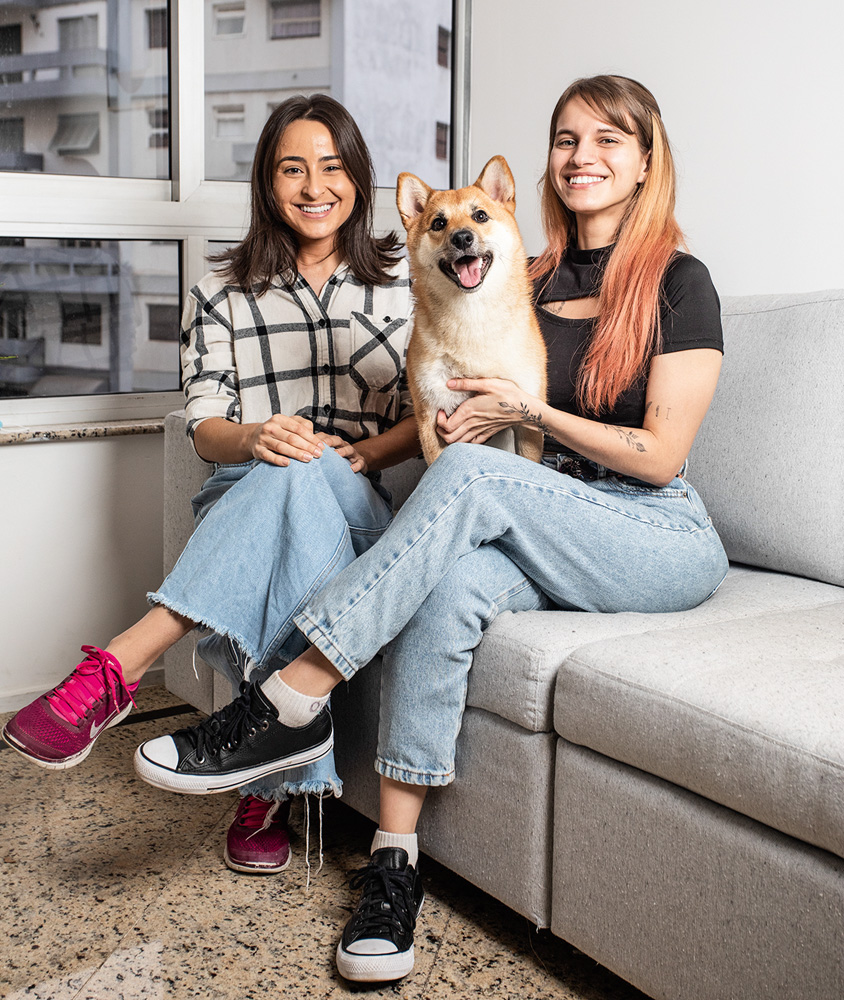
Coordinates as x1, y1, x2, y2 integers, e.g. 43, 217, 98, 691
4, 94, 418, 875
133, 75, 729, 983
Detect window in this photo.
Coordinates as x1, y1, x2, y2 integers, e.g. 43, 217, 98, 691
438, 26, 450, 68
147, 8, 169, 49
0, 118, 25, 155
61, 301, 102, 345
215, 3, 246, 36
1, 2, 462, 414
436, 122, 449, 160
148, 108, 170, 148
270, 1, 321, 40
148, 303, 181, 342
214, 105, 245, 139
0, 294, 27, 340
58, 15, 98, 52
1, 2, 168, 180
0, 23, 23, 84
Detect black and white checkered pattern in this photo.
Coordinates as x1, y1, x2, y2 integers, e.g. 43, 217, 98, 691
181, 259, 414, 447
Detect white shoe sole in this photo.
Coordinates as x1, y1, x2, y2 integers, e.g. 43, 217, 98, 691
223, 846, 293, 874
133, 735, 333, 794
2, 703, 133, 771
335, 943, 415, 982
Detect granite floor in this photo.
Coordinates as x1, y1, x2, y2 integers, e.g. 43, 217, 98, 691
0, 686, 647, 1000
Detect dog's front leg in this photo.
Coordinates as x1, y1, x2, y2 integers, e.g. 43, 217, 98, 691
417, 410, 448, 465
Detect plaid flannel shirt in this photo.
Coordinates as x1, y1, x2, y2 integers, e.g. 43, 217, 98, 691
180, 258, 414, 450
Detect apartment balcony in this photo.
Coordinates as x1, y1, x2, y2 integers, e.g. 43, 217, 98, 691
0, 245, 121, 295
0, 48, 108, 101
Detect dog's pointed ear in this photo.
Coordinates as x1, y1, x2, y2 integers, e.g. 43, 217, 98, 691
473, 156, 516, 214
397, 173, 434, 230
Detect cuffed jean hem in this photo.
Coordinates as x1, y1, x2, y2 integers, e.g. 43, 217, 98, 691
375, 758, 455, 787
242, 778, 343, 801
293, 611, 358, 680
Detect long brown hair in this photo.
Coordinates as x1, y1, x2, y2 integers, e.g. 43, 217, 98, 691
213, 94, 402, 294
529, 75, 685, 415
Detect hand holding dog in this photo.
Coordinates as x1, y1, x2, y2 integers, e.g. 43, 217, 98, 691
436, 377, 549, 446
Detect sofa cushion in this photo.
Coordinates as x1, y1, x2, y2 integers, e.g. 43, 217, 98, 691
554, 601, 844, 861
690, 288, 844, 587
469, 565, 844, 734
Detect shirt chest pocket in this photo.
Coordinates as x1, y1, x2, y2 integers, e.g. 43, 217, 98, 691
348, 312, 407, 393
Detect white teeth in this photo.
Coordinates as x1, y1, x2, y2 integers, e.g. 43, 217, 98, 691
299, 204, 333, 214
568, 176, 605, 185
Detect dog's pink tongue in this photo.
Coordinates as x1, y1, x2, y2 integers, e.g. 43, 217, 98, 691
455, 257, 483, 288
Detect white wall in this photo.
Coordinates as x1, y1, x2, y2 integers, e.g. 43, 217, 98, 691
0, 434, 165, 710
469, 0, 844, 297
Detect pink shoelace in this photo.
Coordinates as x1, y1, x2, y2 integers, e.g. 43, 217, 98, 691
46, 645, 136, 726
237, 795, 281, 836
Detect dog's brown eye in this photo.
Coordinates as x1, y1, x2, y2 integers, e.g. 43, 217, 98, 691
472, 210, 489, 224
431, 216, 446, 232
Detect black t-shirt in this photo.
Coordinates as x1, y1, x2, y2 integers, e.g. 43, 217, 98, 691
533, 245, 723, 428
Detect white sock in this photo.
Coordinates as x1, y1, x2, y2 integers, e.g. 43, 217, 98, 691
371, 829, 419, 869
260, 672, 329, 727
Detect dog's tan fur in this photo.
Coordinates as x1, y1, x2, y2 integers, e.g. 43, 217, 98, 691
397, 156, 547, 465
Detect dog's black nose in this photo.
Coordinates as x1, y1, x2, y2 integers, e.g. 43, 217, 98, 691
450, 229, 475, 252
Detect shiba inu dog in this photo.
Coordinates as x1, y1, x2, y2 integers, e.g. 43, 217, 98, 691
397, 155, 547, 465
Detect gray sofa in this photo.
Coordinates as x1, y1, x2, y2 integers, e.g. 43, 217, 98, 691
163, 288, 844, 1000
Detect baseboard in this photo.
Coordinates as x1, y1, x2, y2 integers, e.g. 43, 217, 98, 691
0, 666, 165, 714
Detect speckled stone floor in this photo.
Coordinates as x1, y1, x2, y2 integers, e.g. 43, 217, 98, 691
0, 686, 647, 1000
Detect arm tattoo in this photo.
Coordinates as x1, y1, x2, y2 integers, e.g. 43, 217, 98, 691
499, 400, 554, 436
605, 424, 647, 452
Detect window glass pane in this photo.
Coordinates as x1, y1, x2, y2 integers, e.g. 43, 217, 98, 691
0, 2, 170, 179
204, 0, 452, 188
0, 239, 181, 398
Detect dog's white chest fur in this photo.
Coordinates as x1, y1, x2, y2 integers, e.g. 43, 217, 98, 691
414, 354, 476, 415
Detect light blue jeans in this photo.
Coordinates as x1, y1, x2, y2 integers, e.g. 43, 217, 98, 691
292, 443, 729, 786
148, 447, 395, 800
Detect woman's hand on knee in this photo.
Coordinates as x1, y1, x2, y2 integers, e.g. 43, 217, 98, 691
315, 433, 368, 474
248, 414, 325, 467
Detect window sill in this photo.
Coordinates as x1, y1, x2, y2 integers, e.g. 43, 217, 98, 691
0, 417, 164, 446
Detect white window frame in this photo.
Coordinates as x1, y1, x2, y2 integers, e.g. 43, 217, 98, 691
0, 0, 472, 428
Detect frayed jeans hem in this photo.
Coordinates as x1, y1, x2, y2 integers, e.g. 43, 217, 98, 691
240, 778, 343, 802
147, 590, 261, 665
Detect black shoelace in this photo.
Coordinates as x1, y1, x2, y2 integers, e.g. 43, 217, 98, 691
347, 861, 416, 939
177, 683, 270, 764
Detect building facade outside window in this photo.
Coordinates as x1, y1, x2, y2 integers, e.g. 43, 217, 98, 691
269, 0, 321, 40
0, 0, 461, 412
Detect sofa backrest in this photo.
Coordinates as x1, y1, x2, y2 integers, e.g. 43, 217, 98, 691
690, 288, 844, 587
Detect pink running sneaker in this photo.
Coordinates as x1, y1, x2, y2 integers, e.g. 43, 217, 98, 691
224, 795, 292, 874
2, 646, 136, 769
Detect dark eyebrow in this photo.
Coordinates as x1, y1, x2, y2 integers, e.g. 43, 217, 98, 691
278, 154, 341, 163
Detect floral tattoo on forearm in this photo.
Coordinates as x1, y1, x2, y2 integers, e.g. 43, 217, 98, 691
498, 401, 554, 436
606, 424, 646, 452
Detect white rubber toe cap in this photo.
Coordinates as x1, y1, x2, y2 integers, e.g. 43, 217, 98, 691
345, 938, 398, 955
138, 734, 179, 770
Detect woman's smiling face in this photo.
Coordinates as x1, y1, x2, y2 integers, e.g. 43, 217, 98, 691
272, 119, 357, 255
550, 96, 649, 242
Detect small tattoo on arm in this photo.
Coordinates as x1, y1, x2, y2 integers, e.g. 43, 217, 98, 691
499, 401, 554, 436
646, 402, 671, 421
606, 424, 647, 452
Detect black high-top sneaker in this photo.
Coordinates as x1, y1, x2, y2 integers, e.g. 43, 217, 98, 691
133, 680, 332, 794
336, 847, 425, 982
